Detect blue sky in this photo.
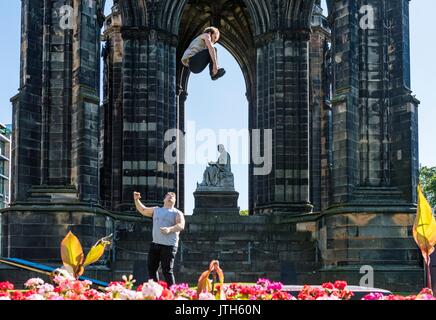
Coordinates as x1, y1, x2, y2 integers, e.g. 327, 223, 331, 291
0, 1, 434, 215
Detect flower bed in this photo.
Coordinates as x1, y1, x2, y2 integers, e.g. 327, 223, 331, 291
0, 277, 434, 300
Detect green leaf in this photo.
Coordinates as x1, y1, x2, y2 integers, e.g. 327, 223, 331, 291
420, 167, 436, 208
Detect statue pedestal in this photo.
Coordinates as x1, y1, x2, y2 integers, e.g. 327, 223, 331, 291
193, 190, 240, 215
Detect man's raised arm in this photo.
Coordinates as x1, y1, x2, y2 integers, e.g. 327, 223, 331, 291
133, 192, 156, 218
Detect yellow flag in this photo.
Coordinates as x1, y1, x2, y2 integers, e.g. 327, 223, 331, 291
413, 185, 436, 265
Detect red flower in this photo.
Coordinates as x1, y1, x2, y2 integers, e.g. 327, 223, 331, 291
0, 282, 14, 292
159, 289, 174, 300
9, 290, 36, 300
10, 291, 24, 300
322, 282, 335, 290
23, 290, 37, 298
272, 291, 294, 300
108, 281, 125, 288
136, 284, 143, 292
158, 281, 168, 289
84, 290, 101, 300
334, 281, 348, 291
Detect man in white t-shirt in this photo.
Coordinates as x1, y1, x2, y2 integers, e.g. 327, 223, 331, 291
181, 26, 226, 81
134, 191, 185, 286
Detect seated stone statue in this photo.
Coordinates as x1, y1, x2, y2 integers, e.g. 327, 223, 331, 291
198, 144, 235, 190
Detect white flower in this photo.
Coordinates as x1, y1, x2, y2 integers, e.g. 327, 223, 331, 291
26, 294, 45, 300
52, 268, 75, 283
82, 280, 93, 288
141, 280, 164, 299
24, 278, 45, 289
316, 295, 341, 300
0, 297, 11, 300
122, 275, 135, 283
119, 289, 144, 300
199, 292, 215, 300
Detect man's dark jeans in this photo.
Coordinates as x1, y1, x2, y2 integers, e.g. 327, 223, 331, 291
148, 242, 178, 286
188, 48, 218, 75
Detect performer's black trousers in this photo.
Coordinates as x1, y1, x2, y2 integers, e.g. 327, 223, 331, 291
189, 48, 218, 74
148, 242, 178, 286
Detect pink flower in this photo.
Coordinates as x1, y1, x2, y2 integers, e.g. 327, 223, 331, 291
47, 295, 65, 300
362, 293, 385, 300
105, 282, 128, 299
416, 294, 436, 300
25, 294, 45, 300
266, 281, 283, 291
37, 284, 55, 295
416, 289, 436, 300
419, 288, 434, 296
199, 292, 215, 300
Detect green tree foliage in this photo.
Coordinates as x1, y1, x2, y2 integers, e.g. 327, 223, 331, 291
240, 209, 249, 216
420, 166, 436, 208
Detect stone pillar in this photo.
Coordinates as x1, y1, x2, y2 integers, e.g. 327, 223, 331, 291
11, 0, 44, 202
4, 0, 108, 263
70, 0, 103, 202
117, 28, 178, 210
309, 4, 331, 212
100, 6, 124, 210
176, 87, 188, 213
329, 0, 419, 205
40, 0, 73, 188
321, 0, 421, 284
253, 31, 313, 215
12, 0, 103, 202
330, 0, 360, 204
387, 0, 419, 203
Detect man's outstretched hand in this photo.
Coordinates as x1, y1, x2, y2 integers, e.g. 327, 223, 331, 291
133, 192, 141, 201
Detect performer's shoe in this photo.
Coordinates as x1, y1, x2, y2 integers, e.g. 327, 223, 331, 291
211, 68, 226, 81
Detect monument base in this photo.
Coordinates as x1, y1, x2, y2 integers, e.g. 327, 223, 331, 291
193, 190, 240, 215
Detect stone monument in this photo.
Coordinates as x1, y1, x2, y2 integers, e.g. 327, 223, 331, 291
193, 145, 239, 215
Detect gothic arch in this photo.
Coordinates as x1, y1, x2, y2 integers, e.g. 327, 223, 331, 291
284, 0, 315, 29
158, 0, 271, 36
100, 0, 319, 213
105, 0, 315, 41
103, 0, 148, 27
